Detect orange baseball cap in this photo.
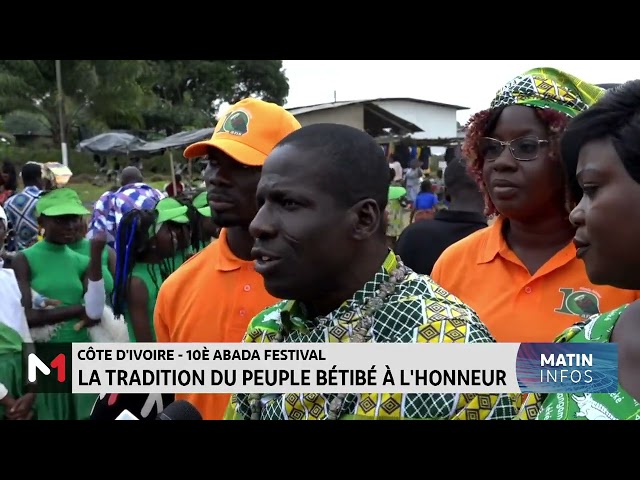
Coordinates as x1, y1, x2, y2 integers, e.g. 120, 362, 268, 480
183, 98, 301, 166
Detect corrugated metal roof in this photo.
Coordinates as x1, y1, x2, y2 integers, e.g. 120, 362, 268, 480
286, 97, 468, 115
287, 100, 364, 115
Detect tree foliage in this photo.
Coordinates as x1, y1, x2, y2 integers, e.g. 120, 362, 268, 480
0, 60, 290, 142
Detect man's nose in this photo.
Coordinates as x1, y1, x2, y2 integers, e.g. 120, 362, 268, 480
205, 165, 230, 187
249, 205, 277, 240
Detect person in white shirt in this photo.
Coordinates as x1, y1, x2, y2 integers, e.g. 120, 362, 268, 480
0, 205, 37, 419
389, 155, 404, 185
0, 204, 109, 420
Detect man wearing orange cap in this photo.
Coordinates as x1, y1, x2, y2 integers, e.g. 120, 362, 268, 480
154, 98, 301, 420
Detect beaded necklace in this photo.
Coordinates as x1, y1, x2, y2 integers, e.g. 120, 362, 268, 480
248, 255, 409, 420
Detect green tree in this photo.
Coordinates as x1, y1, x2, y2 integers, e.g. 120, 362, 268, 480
0, 60, 152, 143
3, 110, 50, 135
227, 60, 289, 105
143, 60, 289, 135
0, 60, 291, 142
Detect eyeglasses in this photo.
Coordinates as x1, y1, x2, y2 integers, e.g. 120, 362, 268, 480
478, 135, 549, 162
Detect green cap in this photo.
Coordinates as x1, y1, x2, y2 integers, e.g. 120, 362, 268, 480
388, 186, 407, 201
192, 191, 212, 218
36, 188, 90, 217
155, 197, 189, 225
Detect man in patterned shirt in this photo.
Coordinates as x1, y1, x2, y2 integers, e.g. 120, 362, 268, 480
4, 162, 43, 251
224, 123, 518, 421
87, 166, 164, 246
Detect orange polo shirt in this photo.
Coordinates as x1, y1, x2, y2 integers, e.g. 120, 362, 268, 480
430, 217, 639, 343
154, 229, 278, 420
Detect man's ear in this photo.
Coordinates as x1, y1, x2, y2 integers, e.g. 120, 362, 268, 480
349, 198, 381, 241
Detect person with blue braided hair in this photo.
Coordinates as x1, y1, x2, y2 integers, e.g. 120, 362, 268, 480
89, 200, 188, 421
111, 199, 189, 343
87, 202, 187, 421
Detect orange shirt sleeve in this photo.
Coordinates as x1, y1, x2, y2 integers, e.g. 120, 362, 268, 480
153, 284, 170, 343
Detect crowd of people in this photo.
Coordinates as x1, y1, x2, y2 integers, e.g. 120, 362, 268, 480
1, 67, 640, 420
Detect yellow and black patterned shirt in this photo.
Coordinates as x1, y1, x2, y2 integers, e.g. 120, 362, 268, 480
225, 251, 519, 420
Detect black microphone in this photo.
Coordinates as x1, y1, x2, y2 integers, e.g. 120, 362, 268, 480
156, 400, 202, 420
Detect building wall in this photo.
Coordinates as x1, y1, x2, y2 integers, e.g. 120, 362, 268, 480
291, 100, 462, 157
293, 104, 364, 129
372, 99, 459, 140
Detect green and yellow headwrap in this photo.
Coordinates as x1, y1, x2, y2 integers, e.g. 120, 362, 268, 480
192, 191, 212, 218
490, 67, 605, 118
153, 197, 189, 235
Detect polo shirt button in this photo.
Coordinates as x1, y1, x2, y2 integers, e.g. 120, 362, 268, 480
239, 309, 246, 316
524, 286, 532, 294
243, 284, 251, 292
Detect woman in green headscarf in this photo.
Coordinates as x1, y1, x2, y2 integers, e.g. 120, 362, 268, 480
430, 68, 637, 355
516, 79, 640, 420
111, 199, 189, 342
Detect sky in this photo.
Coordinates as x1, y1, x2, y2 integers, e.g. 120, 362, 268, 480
280, 60, 640, 125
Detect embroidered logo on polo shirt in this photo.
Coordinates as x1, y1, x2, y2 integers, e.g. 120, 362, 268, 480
554, 288, 601, 319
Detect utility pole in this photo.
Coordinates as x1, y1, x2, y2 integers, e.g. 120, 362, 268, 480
55, 60, 68, 166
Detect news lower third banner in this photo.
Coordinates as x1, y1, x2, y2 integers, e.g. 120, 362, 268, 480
25, 342, 615, 395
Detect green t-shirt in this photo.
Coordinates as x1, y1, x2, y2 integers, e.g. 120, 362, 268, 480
68, 238, 114, 299
22, 241, 91, 343
536, 305, 640, 420
124, 262, 164, 342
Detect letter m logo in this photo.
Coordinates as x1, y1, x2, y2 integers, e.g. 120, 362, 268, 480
28, 353, 66, 383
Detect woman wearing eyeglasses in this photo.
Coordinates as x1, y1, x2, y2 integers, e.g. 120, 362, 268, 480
514, 79, 640, 420
430, 68, 640, 344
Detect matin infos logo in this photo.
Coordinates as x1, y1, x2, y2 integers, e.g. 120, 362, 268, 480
515, 343, 618, 394
22, 343, 72, 393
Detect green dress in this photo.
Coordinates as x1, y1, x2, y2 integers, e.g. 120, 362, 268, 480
385, 199, 406, 238
0, 323, 27, 419
125, 262, 164, 342
22, 240, 97, 420
68, 238, 114, 302
522, 305, 640, 420
172, 247, 194, 270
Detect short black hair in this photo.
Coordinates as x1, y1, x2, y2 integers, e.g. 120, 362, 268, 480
596, 83, 621, 91
275, 123, 389, 211
21, 162, 42, 184
444, 157, 476, 195
561, 79, 640, 203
